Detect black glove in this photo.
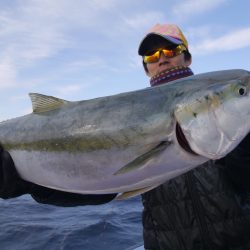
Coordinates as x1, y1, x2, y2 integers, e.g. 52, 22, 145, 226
0, 146, 33, 199
221, 133, 250, 192
0, 145, 117, 205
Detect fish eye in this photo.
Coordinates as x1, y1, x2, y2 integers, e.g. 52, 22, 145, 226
238, 86, 247, 96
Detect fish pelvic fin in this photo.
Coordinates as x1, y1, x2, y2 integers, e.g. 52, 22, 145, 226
29, 93, 70, 113
115, 185, 159, 200
113, 141, 171, 175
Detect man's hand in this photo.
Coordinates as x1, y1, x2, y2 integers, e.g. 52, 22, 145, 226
0, 145, 117, 205
221, 133, 250, 192
0, 146, 32, 199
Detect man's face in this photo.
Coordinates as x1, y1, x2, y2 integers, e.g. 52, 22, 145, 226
144, 44, 192, 77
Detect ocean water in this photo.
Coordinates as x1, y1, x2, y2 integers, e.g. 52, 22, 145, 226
0, 195, 143, 250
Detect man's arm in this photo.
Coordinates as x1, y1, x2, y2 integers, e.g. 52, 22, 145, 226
0, 146, 117, 206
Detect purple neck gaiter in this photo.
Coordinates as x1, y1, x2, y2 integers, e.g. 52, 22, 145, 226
150, 66, 194, 87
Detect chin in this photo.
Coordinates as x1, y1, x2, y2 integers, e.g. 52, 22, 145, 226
159, 65, 173, 73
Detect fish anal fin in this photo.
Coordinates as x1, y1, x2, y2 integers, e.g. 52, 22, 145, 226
29, 93, 70, 114
115, 185, 158, 200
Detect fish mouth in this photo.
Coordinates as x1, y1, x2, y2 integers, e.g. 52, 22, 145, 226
176, 122, 198, 155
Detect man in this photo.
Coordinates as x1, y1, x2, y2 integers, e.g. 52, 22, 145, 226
138, 23, 250, 250
0, 23, 249, 250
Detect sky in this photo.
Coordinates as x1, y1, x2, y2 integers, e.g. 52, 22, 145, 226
0, 0, 249, 121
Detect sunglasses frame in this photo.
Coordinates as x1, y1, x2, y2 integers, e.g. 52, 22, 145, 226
143, 45, 187, 63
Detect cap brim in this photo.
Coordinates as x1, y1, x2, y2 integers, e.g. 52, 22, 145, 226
138, 33, 182, 55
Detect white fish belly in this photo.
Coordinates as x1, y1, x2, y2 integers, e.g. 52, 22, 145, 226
10, 143, 207, 194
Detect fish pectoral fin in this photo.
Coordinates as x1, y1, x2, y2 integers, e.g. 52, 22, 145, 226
115, 185, 159, 200
29, 93, 71, 113
113, 141, 171, 175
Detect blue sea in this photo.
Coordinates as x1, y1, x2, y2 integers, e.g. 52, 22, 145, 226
0, 195, 143, 250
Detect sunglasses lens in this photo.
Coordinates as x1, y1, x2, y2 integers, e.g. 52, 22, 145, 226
162, 49, 175, 57
143, 45, 186, 63
144, 51, 160, 63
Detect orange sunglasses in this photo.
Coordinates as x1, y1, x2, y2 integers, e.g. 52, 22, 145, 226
143, 45, 187, 63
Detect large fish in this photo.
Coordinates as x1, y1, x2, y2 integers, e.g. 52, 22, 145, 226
0, 69, 249, 199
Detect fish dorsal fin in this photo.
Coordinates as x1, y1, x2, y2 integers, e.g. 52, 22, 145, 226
29, 93, 70, 113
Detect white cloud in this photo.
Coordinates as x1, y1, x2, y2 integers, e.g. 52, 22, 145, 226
54, 84, 85, 99
190, 27, 250, 55
0, 0, 140, 90
172, 0, 227, 19
0, 2, 117, 62
0, 60, 17, 88
65, 58, 106, 72
123, 11, 165, 30
128, 54, 143, 69
9, 94, 28, 102
3, 2, 74, 57
0, 0, 119, 91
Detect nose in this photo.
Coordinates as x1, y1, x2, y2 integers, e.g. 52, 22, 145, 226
158, 52, 168, 64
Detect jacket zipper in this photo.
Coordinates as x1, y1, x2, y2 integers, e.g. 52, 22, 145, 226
185, 172, 212, 250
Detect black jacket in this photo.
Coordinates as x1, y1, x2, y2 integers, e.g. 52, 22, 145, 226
141, 133, 250, 250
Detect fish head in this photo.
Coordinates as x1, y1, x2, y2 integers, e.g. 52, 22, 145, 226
174, 72, 250, 159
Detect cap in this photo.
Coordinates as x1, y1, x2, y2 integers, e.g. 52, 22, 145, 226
138, 23, 188, 55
